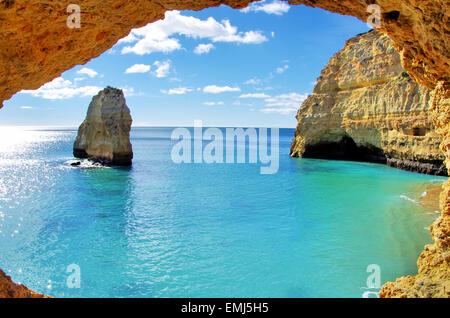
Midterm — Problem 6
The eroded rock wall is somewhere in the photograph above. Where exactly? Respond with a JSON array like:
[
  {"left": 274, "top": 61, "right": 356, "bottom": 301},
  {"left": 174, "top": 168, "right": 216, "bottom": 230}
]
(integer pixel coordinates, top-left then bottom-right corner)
[
  {"left": 290, "top": 30, "right": 446, "bottom": 176},
  {"left": 0, "top": 0, "right": 448, "bottom": 105}
]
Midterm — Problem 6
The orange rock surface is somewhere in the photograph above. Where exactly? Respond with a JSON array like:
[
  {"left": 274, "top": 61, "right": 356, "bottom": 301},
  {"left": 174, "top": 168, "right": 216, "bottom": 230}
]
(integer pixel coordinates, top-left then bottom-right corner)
[
  {"left": 0, "top": 269, "right": 48, "bottom": 298},
  {"left": 0, "top": 0, "right": 448, "bottom": 298}
]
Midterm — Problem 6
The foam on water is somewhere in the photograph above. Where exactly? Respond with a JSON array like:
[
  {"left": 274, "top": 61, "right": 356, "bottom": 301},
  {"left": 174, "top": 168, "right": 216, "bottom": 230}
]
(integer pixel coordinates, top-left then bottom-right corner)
[
  {"left": 399, "top": 194, "right": 419, "bottom": 204},
  {"left": 65, "top": 159, "right": 109, "bottom": 169}
]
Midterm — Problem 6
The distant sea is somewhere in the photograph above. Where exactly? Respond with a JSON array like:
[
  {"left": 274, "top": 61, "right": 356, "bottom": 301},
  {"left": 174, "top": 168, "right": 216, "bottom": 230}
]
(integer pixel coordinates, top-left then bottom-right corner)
[{"left": 0, "top": 127, "right": 445, "bottom": 297}]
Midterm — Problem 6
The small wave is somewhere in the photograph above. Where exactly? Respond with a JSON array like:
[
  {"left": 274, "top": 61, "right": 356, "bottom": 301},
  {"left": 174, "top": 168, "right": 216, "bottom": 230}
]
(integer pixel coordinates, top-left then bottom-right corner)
[
  {"left": 399, "top": 194, "right": 418, "bottom": 204},
  {"left": 65, "top": 159, "right": 108, "bottom": 169}
]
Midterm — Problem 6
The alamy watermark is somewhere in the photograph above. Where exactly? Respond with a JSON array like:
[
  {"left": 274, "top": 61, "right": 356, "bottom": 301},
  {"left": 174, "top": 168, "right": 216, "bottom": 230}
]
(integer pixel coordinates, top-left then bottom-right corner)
[
  {"left": 367, "top": 4, "right": 381, "bottom": 29},
  {"left": 67, "top": 4, "right": 81, "bottom": 29},
  {"left": 362, "top": 264, "right": 381, "bottom": 298},
  {"left": 66, "top": 263, "right": 81, "bottom": 289},
  {"left": 65, "top": 4, "right": 383, "bottom": 30},
  {"left": 171, "top": 121, "right": 279, "bottom": 174}
]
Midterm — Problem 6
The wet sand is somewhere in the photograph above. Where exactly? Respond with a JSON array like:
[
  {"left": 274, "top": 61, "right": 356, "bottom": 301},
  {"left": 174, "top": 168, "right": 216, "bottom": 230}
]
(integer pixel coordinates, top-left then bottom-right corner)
[{"left": 418, "top": 183, "right": 443, "bottom": 212}]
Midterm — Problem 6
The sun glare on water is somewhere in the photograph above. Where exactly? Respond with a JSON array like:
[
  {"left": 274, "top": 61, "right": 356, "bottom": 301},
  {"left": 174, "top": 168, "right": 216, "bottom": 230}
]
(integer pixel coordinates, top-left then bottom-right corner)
[{"left": 0, "top": 127, "right": 70, "bottom": 158}]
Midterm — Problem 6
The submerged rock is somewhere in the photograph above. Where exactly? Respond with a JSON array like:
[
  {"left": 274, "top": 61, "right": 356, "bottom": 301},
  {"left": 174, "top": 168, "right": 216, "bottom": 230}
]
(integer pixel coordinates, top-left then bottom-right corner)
[
  {"left": 290, "top": 30, "right": 446, "bottom": 176},
  {"left": 73, "top": 86, "right": 133, "bottom": 166}
]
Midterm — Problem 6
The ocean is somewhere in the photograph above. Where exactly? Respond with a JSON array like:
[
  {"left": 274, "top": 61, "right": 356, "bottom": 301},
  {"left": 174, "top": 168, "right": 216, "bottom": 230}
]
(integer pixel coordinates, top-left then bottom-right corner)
[{"left": 0, "top": 127, "right": 445, "bottom": 297}]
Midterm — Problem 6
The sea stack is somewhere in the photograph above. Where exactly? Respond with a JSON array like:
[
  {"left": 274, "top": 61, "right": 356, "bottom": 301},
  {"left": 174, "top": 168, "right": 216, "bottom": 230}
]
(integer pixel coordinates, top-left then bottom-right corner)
[
  {"left": 290, "top": 30, "right": 446, "bottom": 176},
  {"left": 73, "top": 86, "right": 133, "bottom": 166}
]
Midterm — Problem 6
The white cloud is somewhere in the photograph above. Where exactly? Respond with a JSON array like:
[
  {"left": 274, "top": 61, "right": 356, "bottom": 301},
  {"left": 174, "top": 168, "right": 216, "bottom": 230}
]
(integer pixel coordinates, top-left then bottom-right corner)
[
  {"left": 77, "top": 67, "right": 98, "bottom": 78},
  {"left": 276, "top": 64, "right": 289, "bottom": 74},
  {"left": 244, "top": 77, "right": 261, "bottom": 85},
  {"left": 203, "top": 101, "right": 224, "bottom": 106},
  {"left": 203, "top": 85, "right": 241, "bottom": 94},
  {"left": 20, "top": 106, "right": 33, "bottom": 109},
  {"left": 161, "top": 87, "right": 193, "bottom": 95},
  {"left": 20, "top": 77, "right": 102, "bottom": 100},
  {"left": 125, "top": 64, "right": 151, "bottom": 74},
  {"left": 153, "top": 60, "right": 171, "bottom": 78},
  {"left": 121, "top": 86, "right": 142, "bottom": 97},
  {"left": 264, "top": 92, "right": 308, "bottom": 107},
  {"left": 239, "top": 93, "right": 271, "bottom": 98},
  {"left": 194, "top": 43, "right": 215, "bottom": 55},
  {"left": 241, "top": 1, "right": 290, "bottom": 16},
  {"left": 122, "top": 38, "right": 181, "bottom": 55},
  {"left": 260, "top": 107, "right": 297, "bottom": 115},
  {"left": 120, "top": 11, "right": 267, "bottom": 55}
]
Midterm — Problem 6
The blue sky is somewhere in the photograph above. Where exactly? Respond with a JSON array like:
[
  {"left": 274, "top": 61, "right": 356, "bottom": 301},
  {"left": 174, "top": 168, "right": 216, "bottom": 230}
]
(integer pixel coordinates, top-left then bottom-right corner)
[{"left": 1, "top": 1, "right": 370, "bottom": 128}]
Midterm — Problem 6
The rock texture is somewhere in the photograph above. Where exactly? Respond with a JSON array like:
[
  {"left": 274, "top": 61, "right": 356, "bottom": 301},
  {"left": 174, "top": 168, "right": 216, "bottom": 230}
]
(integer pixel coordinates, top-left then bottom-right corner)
[
  {"left": 0, "top": 0, "right": 448, "bottom": 106},
  {"left": 0, "top": 269, "right": 49, "bottom": 298},
  {"left": 290, "top": 30, "right": 446, "bottom": 176},
  {"left": 0, "top": 0, "right": 448, "bottom": 298},
  {"left": 74, "top": 86, "right": 133, "bottom": 166},
  {"left": 380, "top": 83, "right": 450, "bottom": 298}
]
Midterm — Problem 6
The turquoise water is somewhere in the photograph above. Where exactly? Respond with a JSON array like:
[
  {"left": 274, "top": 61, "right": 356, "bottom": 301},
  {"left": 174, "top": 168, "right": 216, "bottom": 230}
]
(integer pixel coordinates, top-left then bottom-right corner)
[{"left": 0, "top": 127, "right": 445, "bottom": 298}]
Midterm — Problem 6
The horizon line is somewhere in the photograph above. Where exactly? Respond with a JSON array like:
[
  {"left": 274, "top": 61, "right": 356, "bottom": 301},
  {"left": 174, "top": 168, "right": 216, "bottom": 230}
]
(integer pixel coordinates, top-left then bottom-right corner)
[{"left": 0, "top": 124, "right": 297, "bottom": 129}]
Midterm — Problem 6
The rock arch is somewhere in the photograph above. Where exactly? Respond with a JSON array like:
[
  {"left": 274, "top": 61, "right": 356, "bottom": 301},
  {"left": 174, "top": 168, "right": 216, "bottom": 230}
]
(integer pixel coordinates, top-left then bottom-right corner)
[{"left": 0, "top": 0, "right": 448, "bottom": 298}]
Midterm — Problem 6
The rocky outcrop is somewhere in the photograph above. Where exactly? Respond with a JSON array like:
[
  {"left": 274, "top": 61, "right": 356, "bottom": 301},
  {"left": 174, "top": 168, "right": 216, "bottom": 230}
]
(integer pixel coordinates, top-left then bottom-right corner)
[
  {"left": 0, "top": 0, "right": 448, "bottom": 298},
  {"left": 0, "top": 269, "right": 49, "bottom": 298},
  {"left": 290, "top": 30, "right": 446, "bottom": 176},
  {"left": 74, "top": 86, "right": 133, "bottom": 166}
]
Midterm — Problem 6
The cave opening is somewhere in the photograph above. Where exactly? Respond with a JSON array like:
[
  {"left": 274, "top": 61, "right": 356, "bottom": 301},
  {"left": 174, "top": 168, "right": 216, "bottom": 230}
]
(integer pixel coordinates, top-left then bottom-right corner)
[
  {"left": 412, "top": 127, "right": 427, "bottom": 136},
  {"left": 302, "top": 135, "right": 387, "bottom": 164}
]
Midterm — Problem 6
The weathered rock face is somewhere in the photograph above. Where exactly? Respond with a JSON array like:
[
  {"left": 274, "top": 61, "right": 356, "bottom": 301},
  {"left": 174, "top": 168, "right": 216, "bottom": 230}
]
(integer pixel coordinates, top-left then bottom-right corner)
[
  {"left": 381, "top": 84, "right": 450, "bottom": 298},
  {"left": 290, "top": 30, "right": 446, "bottom": 176},
  {"left": 0, "top": 0, "right": 448, "bottom": 298},
  {"left": 74, "top": 86, "right": 133, "bottom": 166},
  {"left": 0, "top": 269, "right": 49, "bottom": 298},
  {"left": 0, "top": 0, "right": 448, "bottom": 105}
]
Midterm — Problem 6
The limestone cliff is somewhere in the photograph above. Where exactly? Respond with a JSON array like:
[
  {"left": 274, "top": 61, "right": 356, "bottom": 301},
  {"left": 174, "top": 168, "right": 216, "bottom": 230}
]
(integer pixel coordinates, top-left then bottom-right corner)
[
  {"left": 74, "top": 86, "right": 133, "bottom": 166},
  {"left": 290, "top": 30, "right": 446, "bottom": 176}
]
